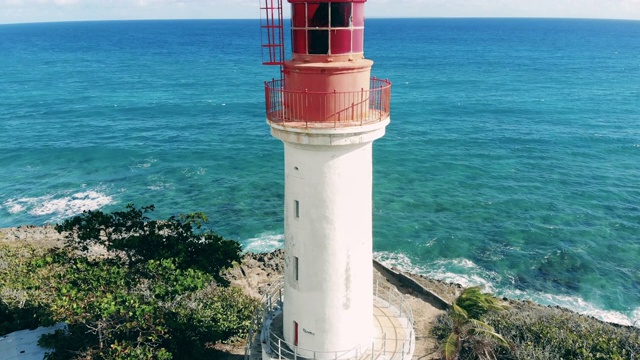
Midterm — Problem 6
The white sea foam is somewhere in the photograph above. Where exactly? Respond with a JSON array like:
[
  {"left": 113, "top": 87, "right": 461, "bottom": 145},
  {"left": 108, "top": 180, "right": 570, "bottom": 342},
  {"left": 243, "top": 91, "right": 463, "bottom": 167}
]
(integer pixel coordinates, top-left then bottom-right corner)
[
  {"left": 181, "top": 167, "right": 207, "bottom": 178},
  {"left": 129, "top": 157, "right": 157, "bottom": 170},
  {"left": 374, "top": 251, "right": 500, "bottom": 292},
  {"left": 373, "top": 251, "right": 640, "bottom": 327},
  {"left": 2, "top": 190, "right": 114, "bottom": 222},
  {"left": 147, "top": 182, "right": 174, "bottom": 191},
  {"left": 1, "top": 199, "right": 27, "bottom": 214},
  {"left": 2, "top": 197, "right": 43, "bottom": 214},
  {"left": 632, "top": 308, "right": 640, "bottom": 328},
  {"left": 30, "top": 191, "right": 113, "bottom": 217},
  {"left": 502, "top": 289, "right": 640, "bottom": 327},
  {"left": 242, "top": 232, "right": 284, "bottom": 253},
  {"left": 425, "top": 258, "right": 501, "bottom": 292},
  {"left": 374, "top": 251, "right": 422, "bottom": 273}
]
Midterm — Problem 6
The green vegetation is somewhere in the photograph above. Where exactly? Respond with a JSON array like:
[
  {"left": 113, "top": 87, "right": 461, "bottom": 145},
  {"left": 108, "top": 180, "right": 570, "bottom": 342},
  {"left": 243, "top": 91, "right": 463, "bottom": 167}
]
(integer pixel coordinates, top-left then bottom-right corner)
[
  {"left": 0, "top": 245, "right": 58, "bottom": 335},
  {"left": 434, "top": 288, "right": 640, "bottom": 360},
  {"left": 0, "top": 205, "right": 260, "bottom": 360},
  {"left": 485, "top": 305, "right": 640, "bottom": 360},
  {"left": 434, "top": 287, "right": 510, "bottom": 360}
]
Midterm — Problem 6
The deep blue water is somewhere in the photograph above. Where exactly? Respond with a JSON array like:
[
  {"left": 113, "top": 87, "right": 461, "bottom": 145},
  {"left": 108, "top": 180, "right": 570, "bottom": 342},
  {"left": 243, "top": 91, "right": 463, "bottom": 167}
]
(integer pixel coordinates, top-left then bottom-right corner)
[{"left": 1, "top": 18, "right": 639, "bottom": 326}]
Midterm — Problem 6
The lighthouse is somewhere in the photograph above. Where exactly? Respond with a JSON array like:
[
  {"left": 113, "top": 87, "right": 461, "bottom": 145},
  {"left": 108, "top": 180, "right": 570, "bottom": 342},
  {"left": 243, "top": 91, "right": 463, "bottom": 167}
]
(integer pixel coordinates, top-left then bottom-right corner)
[{"left": 250, "top": 1, "right": 413, "bottom": 359}]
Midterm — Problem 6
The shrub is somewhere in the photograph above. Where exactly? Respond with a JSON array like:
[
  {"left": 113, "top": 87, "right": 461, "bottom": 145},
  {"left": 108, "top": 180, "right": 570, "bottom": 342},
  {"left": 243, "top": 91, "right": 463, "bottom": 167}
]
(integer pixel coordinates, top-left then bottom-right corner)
[
  {"left": 485, "top": 305, "right": 640, "bottom": 360},
  {"left": 0, "top": 244, "right": 58, "bottom": 335},
  {"left": 433, "top": 288, "right": 640, "bottom": 360}
]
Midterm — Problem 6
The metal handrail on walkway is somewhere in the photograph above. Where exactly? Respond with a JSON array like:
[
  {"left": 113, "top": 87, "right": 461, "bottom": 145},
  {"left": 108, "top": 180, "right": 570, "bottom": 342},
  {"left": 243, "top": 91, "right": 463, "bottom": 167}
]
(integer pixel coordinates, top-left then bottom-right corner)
[
  {"left": 245, "top": 278, "right": 285, "bottom": 359},
  {"left": 266, "top": 332, "right": 364, "bottom": 360},
  {"left": 264, "top": 77, "right": 391, "bottom": 127},
  {"left": 374, "top": 277, "right": 415, "bottom": 329},
  {"left": 245, "top": 277, "right": 414, "bottom": 360}
]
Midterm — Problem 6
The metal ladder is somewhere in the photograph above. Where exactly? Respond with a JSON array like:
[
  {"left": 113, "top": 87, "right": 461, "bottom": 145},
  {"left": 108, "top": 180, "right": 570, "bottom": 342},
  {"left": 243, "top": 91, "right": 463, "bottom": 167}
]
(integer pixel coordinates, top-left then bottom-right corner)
[{"left": 260, "top": 0, "right": 285, "bottom": 67}]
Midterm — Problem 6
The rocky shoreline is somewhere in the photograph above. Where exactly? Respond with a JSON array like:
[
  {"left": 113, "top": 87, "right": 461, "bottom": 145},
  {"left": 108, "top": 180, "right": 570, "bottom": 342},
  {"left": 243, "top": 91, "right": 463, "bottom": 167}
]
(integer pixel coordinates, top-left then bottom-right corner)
[
  {"left": 0, "top": 224, "right": 65, "bottom": 246},
  {"left": 1, "top": 225, "right": 636, "bottom": 359},
  {"left": 0, "top": 224, "right": 464, "bottom": 302},
  {"left": 0, "top": 225, "right": 455, "bottom": 358}
]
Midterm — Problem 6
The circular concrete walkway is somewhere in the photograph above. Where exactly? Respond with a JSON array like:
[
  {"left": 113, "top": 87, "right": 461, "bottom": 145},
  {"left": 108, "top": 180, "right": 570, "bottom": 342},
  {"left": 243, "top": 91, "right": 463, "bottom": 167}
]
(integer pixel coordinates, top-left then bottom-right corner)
[{"left": 254, "top": 286, "right": 414, "bottom": 360}]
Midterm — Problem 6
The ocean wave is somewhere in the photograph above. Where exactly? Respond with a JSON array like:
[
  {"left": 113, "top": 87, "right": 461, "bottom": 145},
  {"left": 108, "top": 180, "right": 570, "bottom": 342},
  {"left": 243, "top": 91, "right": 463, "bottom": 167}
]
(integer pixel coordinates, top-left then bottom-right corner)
[
  {"left": 374, "top": 251, "right": 421, "bottom": 272},
  {"left": 633, "top": 308, "right": 640, "bottom": 328},
  {"left": 374, "top": 251, "right": 500, "bottom": 292},
  {"left": 2, "top": 199, "right": 27, "bottom": 214},
  {"left": 373, "top": 251, "right": 639, "bottom": 327},
  {"left": 181, "top": 167, "right": 207, "bottom": 178},
  {"left": 147, "top": 182, "right": 174, "bottom": 191},
  {"left": 502, "top": 289, "right": 640, "bottom": 327},
  {"left": 242, "top": 232, "right": 284, "bottom": 253},
  {"left": 129, "top": 157, "right": 158, "bottom": 170},
  {"left": 2, "top": 190, "right": 114, "bottom": 222}
]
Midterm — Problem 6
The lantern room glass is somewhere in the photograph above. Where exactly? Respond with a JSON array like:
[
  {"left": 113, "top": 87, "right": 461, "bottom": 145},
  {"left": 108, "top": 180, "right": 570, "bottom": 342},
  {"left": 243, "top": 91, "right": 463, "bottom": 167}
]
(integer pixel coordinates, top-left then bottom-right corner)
[
  {"left": 308, "top": 30, "right": 329, "bottom": 54},
  {"left": 291, "top": 2, "right": 365, "bottom": 56},
  {"left": 352, "top": 3, "right": 364, "bottom": 27},
  {"left": 330, "top": 3, "right": 351, "bottom": 27},
  {"left": 330, "top": 29, "right": 352, "bottom": 54}
]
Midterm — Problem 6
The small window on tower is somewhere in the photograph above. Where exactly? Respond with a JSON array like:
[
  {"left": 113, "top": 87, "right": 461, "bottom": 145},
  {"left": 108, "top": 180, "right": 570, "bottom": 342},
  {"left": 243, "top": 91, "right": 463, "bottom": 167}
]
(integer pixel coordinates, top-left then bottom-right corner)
[
  {"left": 294, "top": 256, "right": 299, "bottom": 281},
  {"left": 294, "top": 200, "right": 300, "bottom": 218}
]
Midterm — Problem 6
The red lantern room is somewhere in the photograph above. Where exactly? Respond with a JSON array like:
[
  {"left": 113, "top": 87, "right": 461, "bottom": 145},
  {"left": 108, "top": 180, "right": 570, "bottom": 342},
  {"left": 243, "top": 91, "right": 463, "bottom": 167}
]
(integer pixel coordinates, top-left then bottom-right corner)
[{"left": 261, "top": 0, "right": 391, "bottom": 126}]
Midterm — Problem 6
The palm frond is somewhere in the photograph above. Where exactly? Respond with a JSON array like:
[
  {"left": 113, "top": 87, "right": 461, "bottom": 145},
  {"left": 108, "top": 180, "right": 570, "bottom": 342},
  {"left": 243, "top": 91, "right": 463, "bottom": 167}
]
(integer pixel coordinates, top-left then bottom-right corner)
[
  {"left": 455, "top": 286, "right": 507, "bottom": 319},
  {"left": 468, "top": 318, "right": 495, "bottom": 331},
  {"left": 468, "top": 326, "right": 510, "bottom": 347},
  {"left": 451, "top": 302, "right": 469, "bottom": 318},
  {"left": 443, "top": 332, "right": 460, "bottom": 360}
]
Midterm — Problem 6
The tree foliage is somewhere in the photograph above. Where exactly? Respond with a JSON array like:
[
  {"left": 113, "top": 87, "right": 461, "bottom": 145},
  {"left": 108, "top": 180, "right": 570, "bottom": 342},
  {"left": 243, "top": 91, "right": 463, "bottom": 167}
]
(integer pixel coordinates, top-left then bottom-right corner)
[
  {"left": 0, "top": 205, "right": 260, "bottom": 360},
  {"left": 38, "top": 253, "right": 258, "bottom": 359},
  {"left": 54, "top": 204, "right": 241, "bottom": 284}
]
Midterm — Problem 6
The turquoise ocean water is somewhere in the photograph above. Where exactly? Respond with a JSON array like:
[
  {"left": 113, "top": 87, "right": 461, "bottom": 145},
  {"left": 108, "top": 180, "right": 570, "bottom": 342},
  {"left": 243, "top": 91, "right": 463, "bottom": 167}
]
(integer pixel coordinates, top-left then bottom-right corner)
[{"left": 1, "top": 18, "right": 639, "bottom": 326}]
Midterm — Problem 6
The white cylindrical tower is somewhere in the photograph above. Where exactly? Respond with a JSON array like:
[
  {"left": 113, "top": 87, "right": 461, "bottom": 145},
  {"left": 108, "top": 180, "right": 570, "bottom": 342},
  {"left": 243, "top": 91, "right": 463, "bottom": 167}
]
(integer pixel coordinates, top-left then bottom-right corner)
[
  {"left": 273, "top": 122, "right": 387, "bottom": 356},
  {"left": 261, "top": 0, "right": 391, "bottom": 357}
]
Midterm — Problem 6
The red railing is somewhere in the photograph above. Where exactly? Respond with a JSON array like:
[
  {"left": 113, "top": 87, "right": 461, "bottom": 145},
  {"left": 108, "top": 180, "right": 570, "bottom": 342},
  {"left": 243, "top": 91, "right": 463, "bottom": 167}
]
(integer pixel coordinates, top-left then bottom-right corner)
[{"left": 265, "top": 78, "right": 392, "bottom": 127}]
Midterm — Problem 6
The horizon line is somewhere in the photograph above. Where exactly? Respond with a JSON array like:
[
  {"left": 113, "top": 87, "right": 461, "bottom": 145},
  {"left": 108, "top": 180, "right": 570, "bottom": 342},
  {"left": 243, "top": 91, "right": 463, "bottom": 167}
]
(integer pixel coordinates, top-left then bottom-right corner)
[{"left": 2, "top": 15, "right": 640, "bottom": 26}]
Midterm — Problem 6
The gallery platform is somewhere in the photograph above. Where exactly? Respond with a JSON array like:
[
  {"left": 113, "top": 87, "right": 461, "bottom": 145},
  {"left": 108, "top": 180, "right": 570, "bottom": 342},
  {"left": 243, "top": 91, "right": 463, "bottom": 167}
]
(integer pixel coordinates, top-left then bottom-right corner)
[{"left": 245, "top": 278, "right": 415, "bottom": 360}]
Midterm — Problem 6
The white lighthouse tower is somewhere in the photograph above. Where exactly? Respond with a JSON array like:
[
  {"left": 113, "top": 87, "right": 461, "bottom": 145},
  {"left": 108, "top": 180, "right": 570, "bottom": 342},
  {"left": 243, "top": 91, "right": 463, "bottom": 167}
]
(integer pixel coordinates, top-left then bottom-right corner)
[{"left": 251, "top": 1, "right": 413, "bottom": 359}]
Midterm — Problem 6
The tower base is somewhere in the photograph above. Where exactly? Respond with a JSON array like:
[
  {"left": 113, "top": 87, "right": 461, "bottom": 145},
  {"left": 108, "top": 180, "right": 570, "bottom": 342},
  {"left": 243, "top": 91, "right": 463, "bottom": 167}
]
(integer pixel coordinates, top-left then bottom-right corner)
[{"left": 245, "top": 277, "right": 415, "bottom": 360}]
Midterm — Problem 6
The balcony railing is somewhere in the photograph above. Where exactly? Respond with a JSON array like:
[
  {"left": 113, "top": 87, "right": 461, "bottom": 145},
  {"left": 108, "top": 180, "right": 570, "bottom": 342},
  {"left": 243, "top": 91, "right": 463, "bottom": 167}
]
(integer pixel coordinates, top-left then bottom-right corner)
[
  {"left": 264, "top": 78, "right": 391, "bottom": 128},
  {"left": 244, "top": 277, "right": 414, "bottom": 360}
]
